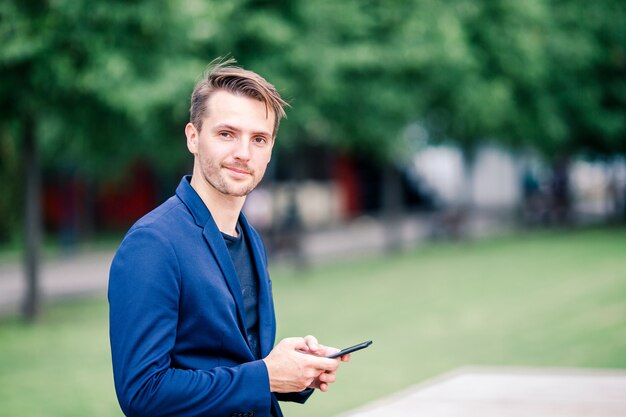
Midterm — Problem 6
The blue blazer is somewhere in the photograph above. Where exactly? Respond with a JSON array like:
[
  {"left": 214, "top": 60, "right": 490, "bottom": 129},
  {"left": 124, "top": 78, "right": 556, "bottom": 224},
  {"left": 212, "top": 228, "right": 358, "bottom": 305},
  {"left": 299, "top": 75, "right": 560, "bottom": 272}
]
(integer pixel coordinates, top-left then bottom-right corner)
[{"left": 109, "top": 177, "right": 312, "bottom": 417}]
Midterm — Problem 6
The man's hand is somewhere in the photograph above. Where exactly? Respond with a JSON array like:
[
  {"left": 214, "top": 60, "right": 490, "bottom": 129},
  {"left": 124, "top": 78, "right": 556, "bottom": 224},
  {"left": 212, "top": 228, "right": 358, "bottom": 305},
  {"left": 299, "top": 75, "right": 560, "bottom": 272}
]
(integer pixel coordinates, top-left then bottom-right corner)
[
  {"left": 301, "top": 335, "right": 350, "bottom": 392},
  {"left": 263, "top": 337, "right": 343, "bottom": 393}
]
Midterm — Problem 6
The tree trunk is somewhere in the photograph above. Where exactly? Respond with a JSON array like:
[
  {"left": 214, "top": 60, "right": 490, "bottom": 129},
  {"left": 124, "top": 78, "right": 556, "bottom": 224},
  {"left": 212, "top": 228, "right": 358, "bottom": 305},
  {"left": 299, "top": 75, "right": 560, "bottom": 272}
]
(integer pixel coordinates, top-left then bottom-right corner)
[
  {"left": 381, "top": 165, "right": 404, "bottom": 252},
  {"left": 622, "top": 178, "right": 626, "bottom": 222},
  {"left": 22, "top": 117, "right": 41, "bottom": 321},
  {"left": 548, "top": 156, "right": 571, "bottom": 227}
]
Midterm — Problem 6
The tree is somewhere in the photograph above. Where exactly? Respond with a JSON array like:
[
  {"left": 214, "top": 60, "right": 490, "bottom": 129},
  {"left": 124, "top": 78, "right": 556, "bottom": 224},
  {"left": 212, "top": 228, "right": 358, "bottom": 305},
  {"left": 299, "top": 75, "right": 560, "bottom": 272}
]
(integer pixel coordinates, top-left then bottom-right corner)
[
  {"left": 0, "top": 0, "right": 201, "bottom": 319},
  {"left": 3, "top": 0, "right": 623, "bottom": 318},
  {"left": 240, "top": 0, "right": 625, "bottom": 204}
]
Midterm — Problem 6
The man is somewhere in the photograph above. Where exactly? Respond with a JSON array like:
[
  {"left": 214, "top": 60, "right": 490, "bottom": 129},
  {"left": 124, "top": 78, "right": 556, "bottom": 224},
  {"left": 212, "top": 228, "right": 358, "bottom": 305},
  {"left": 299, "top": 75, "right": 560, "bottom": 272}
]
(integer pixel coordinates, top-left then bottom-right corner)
[{"left": 108, "top": 59, "right": 349, "bottom": 417}]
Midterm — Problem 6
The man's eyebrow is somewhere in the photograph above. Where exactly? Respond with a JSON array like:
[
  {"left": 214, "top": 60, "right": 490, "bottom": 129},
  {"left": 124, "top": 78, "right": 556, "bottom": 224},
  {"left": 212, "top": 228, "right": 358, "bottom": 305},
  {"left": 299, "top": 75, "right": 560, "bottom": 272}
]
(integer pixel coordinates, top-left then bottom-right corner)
[
  {"left": 213, "top": 123, "right": 241, "bottom": 133},
  {"left": 213, "top": 123, "right": 271, "bottom": 137}
]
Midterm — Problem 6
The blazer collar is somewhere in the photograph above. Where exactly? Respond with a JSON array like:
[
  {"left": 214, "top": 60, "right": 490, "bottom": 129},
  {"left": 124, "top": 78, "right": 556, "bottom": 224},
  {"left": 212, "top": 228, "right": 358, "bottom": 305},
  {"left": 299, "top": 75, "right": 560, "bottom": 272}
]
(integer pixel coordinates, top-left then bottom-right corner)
[{"left": 175, "top": 176, "right": 211, "bottom": 227}]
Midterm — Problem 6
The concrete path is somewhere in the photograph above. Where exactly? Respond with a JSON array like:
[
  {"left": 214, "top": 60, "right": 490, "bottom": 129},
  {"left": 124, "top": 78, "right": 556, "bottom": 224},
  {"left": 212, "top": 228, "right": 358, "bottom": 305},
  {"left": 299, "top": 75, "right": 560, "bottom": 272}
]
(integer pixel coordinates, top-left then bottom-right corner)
[
  {"left": 0, "top": 211, "right": 512, "bottom": 316},
  {"left": 337, "top": 367, "right": 626, "bottom": 417},
  {"left": 0, "top": 250, "right": 114, "bottom": 315}
]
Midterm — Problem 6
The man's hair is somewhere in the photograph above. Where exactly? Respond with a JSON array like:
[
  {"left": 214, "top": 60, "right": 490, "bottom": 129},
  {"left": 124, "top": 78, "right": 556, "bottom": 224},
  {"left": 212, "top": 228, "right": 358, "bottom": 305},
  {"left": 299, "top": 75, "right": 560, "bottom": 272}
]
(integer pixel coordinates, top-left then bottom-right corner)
[{"left": 190, "top": 58, "right": 289, "bottom": 137}]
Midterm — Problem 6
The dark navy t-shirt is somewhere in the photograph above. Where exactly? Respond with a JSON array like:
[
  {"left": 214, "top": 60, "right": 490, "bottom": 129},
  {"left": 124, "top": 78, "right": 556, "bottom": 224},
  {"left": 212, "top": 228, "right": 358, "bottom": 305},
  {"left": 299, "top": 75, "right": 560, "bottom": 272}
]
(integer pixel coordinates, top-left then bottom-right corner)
[{"left": 222, "top": 223, "right": 261, "bottom": 359}]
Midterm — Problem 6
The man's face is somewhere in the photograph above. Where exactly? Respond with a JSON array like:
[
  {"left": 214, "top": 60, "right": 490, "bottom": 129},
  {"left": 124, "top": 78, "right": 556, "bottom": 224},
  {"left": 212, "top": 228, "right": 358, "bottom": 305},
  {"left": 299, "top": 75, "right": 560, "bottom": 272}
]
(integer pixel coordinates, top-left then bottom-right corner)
[{"left": 186, "top": 90, "right": 275, "bottom": 199}]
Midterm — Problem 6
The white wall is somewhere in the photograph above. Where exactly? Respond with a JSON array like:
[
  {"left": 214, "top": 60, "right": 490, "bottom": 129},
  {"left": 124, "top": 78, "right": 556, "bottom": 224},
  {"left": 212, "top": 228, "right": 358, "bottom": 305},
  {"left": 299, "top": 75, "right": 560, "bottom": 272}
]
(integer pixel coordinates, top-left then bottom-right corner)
[{"left": 411, "top": 144, "right": 522, "bottom": 210}]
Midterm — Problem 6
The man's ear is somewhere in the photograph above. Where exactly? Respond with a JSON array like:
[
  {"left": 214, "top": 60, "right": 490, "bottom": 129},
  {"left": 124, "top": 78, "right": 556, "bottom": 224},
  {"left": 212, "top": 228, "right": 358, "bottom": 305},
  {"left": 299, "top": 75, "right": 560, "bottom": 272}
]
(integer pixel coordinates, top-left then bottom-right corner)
[{"left": 185, "top": 123, "right": 199, "bottom": 154}]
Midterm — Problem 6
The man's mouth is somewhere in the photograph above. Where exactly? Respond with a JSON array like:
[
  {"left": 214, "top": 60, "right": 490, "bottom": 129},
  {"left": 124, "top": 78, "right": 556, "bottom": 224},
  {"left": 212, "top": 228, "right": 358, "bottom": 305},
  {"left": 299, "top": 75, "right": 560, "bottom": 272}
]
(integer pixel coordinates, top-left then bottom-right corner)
[{"left": 224, "top": 165, "right": 252, "bottom": 176}]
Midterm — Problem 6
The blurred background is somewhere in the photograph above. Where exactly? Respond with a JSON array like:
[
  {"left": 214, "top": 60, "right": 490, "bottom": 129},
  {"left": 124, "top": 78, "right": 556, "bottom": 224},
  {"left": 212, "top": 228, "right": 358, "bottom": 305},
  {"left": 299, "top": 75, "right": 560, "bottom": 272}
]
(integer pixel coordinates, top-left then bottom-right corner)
[{"left": 0, "top": 0, "right": 625, "bottom": 416}]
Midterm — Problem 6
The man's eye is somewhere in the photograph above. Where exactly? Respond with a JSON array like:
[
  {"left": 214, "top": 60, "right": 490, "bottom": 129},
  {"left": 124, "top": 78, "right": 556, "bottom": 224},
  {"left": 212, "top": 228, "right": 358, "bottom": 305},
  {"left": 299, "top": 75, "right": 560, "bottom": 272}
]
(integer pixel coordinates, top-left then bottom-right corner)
[
  {"left": 253, "top": 137, "right": 268, "bottom": 144},
  {"left": 219, "top": 131, "right": 233, "bottom": 139}
]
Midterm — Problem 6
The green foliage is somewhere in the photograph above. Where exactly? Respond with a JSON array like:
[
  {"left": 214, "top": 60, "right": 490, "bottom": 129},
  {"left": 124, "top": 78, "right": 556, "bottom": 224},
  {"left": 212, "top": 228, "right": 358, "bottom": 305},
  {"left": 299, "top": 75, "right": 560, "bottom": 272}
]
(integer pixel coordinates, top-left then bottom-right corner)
[
  {"left": 0, "top": 0, "right": 624, "bottom": 239},
  {"left": 548, "top": 0, "right": 626, "bottom": 156},
  {"left": 0, "top": 0, "right": 205, "bottom": 239},
  {"left": 211, "top": 0, "right": 625, "bottom": 161},
  {"left": 0, "top": 0, "right": 199, "bottom": 178},
  {"left": 1, "top": 0, "right": 623, "bottom": 170}
]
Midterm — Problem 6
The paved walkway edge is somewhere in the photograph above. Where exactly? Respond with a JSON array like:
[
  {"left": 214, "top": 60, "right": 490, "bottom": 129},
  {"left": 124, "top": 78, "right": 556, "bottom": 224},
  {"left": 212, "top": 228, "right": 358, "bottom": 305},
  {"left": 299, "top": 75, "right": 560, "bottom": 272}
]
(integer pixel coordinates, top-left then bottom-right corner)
[{"left": 335, "top": 366, "right": 626, "bottom": 417}]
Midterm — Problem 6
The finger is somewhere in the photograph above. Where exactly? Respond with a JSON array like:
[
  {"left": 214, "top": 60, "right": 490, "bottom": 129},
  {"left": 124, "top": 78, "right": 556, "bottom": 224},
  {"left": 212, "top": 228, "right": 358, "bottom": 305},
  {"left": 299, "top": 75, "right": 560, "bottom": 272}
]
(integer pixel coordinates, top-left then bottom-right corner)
[
  {"left": 341, "top": 353, "right": 351, "bottom": 362},
  {"left": 324, "top": 346, "right": 341, "bottom": 357},
  {"left": 304, "top": 335, "right": 319, "bottom": 348},
  {"left": 283, "top": 337, "right": 308, "bottom": 351},
  {"left": 308, "top": 380, "right": 321, "bottom": 390},
  {"left": 310, "top": 356, "right": 341, "bottom": 372},
  {"left": 304, "top": 335, "right": 323, "bottom": 354},
  {"left": 319, "top": 372, "right": 337, "bottom": 384}
]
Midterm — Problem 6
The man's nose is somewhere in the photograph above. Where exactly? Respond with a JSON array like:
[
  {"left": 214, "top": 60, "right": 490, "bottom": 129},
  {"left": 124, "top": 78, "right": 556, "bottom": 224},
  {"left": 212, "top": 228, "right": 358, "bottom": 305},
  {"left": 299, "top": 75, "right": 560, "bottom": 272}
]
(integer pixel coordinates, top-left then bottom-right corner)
[{"left": 233, "top": 138, "right": 252, "bottom": 160}]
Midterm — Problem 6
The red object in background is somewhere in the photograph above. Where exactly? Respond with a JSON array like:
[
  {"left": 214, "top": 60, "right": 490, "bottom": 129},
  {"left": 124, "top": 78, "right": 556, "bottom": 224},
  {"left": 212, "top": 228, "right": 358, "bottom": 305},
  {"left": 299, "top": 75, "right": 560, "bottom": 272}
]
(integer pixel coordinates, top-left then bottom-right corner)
[
  {"left": 43, "top": 174, "right": 85, "bottom": 233},
  {"left": 333, "top": 154, "right": 361, "bottom": 219},
  {"left": 42, "top": 161, "right": 159, "bottom": 234},
  {"left": 97, "top": 162, "right": 158, "bottom": 229}
]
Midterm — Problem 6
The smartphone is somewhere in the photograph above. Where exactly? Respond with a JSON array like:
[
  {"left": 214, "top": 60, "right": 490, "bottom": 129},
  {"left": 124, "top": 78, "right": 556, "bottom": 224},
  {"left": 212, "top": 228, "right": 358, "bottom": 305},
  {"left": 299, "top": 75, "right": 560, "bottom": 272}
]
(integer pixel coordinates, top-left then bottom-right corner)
[{"left": 326, "top": 340, "right": 372, "bottom": 359}]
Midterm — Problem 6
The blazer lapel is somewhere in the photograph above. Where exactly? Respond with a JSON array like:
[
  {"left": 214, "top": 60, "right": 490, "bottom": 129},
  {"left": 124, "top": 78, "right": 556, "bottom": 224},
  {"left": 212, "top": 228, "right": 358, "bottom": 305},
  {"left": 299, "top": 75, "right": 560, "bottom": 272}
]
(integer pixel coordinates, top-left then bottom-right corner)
[
  {"left": 202, "top": 220, "right": 248, "bottom": 340},
  {"left": 175, "top": 177, "right": 248, "bottom": 340},
  {"left": 239, "top": 214, "right": 276, "bottom": 358}
]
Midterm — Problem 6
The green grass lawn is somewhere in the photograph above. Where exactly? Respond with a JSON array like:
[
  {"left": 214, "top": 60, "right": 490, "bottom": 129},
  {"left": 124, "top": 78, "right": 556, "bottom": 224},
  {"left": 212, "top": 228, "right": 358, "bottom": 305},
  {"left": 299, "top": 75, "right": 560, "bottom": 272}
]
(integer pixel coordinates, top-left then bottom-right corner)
[{"left": 1, "top": 228, "right": 625, "bottom": 417}]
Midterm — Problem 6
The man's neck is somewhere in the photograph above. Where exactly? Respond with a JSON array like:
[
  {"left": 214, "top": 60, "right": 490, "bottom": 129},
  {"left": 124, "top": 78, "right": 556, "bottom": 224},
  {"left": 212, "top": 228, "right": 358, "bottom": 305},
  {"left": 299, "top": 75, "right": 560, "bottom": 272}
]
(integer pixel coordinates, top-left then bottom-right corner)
[{"left": 189, "top": 175, "right": 245, "bottom": 237}]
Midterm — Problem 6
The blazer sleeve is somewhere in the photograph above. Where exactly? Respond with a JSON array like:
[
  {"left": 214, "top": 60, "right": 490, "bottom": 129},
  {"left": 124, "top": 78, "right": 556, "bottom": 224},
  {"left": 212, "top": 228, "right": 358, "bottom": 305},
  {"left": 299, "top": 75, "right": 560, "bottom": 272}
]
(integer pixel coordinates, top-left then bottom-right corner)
[
  {"left": 276, "top": 389, "right": 314, "bottom": 404},
  {"left": 108, "top": 226, "right": 272, "bottom": 417}
]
